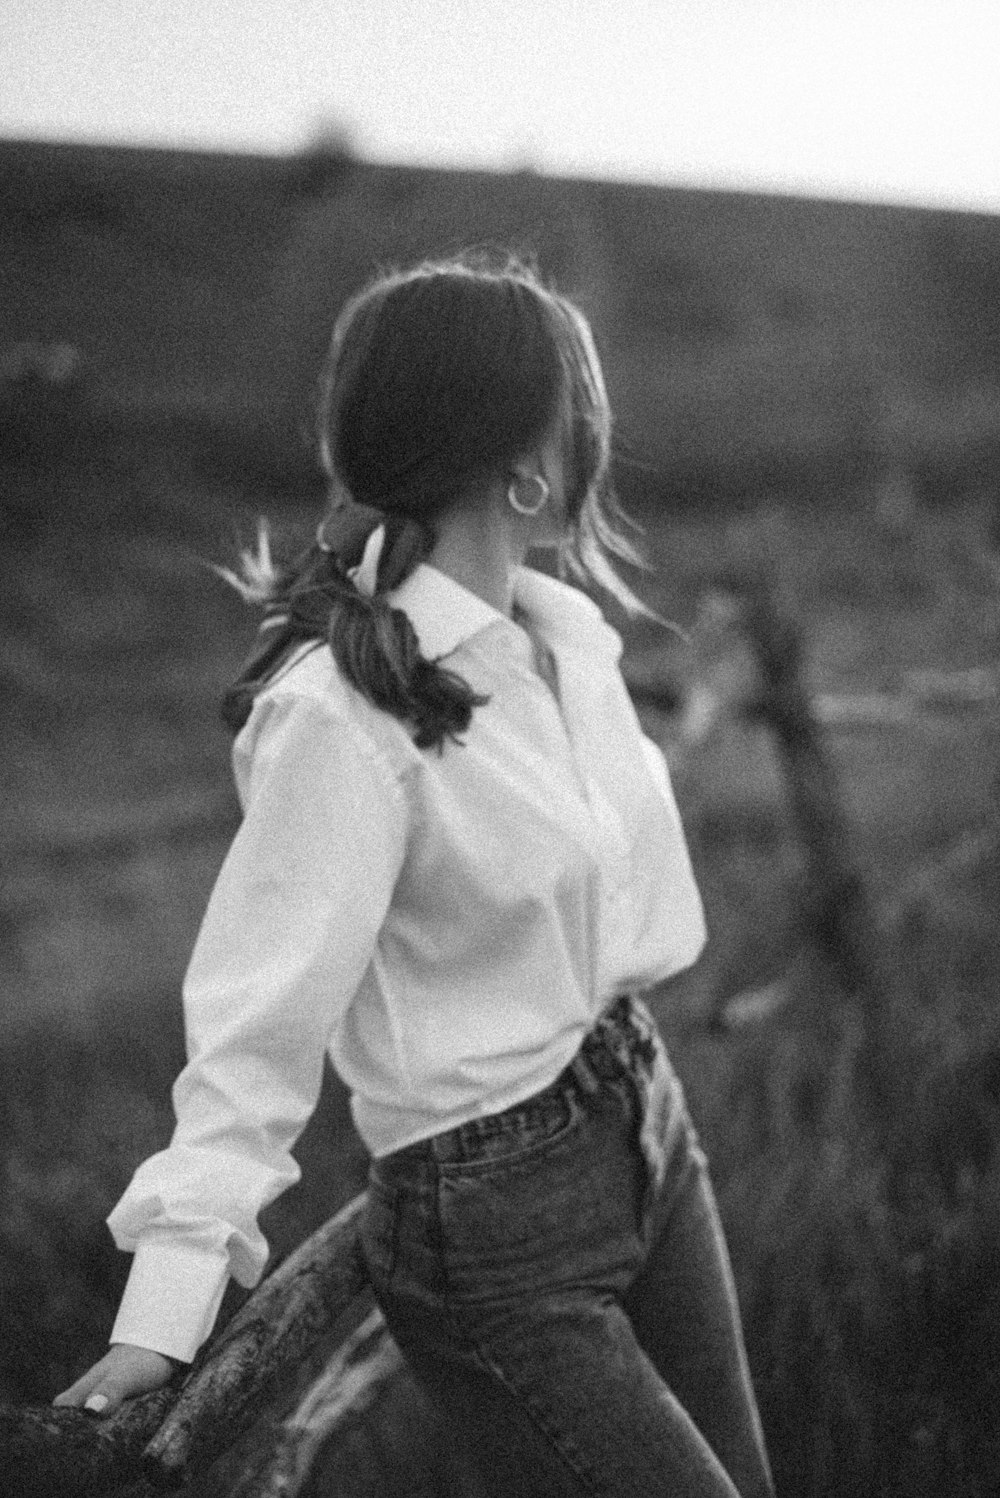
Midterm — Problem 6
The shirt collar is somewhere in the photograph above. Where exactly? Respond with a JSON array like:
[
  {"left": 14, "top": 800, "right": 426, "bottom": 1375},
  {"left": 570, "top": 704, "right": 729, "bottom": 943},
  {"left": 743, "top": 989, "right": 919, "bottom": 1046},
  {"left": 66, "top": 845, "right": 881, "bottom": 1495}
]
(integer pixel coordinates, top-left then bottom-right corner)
[{"left": 388, "top": 562, "right": 619, "bottom": 663}]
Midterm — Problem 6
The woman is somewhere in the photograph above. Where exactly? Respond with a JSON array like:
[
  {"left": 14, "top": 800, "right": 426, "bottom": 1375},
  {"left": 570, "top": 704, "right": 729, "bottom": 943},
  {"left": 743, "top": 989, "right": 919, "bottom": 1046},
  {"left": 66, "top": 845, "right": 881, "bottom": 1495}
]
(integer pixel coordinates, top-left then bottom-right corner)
[{"left": 55, "top": 254, "right": 774, "bottom": 1497}]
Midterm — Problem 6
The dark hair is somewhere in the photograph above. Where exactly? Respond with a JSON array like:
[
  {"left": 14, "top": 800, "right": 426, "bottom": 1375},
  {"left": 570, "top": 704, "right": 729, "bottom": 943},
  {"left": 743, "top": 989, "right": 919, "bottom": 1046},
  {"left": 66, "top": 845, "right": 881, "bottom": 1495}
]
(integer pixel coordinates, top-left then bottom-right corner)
[{"left": 221, "top": 252, "right": 646, "bottom": 749}]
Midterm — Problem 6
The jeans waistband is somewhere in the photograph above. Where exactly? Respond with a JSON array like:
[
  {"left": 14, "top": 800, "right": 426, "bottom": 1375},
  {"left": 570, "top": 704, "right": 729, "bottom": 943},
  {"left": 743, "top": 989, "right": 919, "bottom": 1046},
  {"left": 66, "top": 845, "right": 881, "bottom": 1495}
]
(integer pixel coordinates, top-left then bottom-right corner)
[{"left": 385, "top": 993, "right": 658, "bottom": 1169}]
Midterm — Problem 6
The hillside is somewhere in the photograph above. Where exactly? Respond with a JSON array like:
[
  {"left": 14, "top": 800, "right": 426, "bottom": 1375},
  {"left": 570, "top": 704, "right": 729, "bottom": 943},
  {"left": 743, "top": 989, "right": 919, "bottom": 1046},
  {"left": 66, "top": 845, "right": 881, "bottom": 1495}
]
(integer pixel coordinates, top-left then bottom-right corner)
[
  {"left": 4, "top": 138, "right": 1000, "bottom": 501},
  {"left": 4, "top": 141, "right": 1000, "bottom": 1492}
]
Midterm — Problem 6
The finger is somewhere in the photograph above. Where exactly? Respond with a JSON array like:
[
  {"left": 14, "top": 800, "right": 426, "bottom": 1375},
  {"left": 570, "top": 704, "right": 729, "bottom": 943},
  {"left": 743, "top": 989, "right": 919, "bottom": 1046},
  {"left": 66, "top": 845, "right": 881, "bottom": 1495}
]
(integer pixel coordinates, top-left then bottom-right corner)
[
  {"left": 53, "top": 1378, "right": 99, "bottom": 1408},
  {"left": 53, "top": 1349, "right": 177, "bottom": 1411},
  {"left": 81, "top": 1380, "right": 131, "bottom": 1416},
  {"left": 52, "top": 1386, "right": 114, "bottom": 1414},
  {"left": 53, "top": 1369, "right": 118, "bottom": 1414}
]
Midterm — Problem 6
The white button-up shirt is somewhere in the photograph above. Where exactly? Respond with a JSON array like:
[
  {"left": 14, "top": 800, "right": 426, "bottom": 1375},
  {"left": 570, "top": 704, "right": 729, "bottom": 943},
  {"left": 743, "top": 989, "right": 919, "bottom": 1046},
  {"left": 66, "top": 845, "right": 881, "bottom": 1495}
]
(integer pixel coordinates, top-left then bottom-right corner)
[{"left": 107, "top": 563, "right": 706, "bottom": 1361}]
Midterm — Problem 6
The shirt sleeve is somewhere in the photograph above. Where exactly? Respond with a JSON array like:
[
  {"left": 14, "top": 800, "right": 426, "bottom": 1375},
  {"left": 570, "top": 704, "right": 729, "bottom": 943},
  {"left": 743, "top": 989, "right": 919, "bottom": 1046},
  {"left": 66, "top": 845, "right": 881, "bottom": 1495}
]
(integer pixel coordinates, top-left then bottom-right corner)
[
  {"left": 107, "top": 687, "right": 407, "bottom": 1362},
  {"left": 638, "top": 733, "right": 672, "bottom": 801},
  {"left": 634, "top": 733, "right": 708, "bottom": 977}
]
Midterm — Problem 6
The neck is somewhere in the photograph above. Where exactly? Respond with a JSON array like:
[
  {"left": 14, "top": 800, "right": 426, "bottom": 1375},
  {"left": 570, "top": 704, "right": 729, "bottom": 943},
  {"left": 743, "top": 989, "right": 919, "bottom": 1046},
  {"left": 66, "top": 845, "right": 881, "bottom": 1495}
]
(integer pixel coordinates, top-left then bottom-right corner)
[{"left": 426, "top": 499, "right": 528, "bottom": 615}]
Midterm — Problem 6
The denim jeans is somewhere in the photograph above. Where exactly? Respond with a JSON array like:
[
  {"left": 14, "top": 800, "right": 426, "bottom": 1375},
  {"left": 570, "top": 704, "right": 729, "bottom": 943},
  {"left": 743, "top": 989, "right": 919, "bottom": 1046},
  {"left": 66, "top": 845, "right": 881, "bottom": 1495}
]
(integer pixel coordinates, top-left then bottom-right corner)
[{"left": 360, "top": 994, "right": 775, "bottom": 1497}]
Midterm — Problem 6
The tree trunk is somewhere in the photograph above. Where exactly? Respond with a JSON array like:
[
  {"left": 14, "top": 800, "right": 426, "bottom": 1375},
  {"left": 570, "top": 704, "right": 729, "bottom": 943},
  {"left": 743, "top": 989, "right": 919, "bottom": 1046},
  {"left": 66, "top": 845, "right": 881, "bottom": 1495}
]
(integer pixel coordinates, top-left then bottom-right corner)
[{"left": 732, "top": 577, "right": 907, "bottom": 1110}]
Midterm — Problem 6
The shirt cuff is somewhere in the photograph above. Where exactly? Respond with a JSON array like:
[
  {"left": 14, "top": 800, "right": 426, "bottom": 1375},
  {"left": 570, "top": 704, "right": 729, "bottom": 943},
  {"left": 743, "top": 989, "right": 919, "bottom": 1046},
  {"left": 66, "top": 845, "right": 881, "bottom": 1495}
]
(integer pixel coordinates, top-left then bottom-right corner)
[{"left": 109, "top": 1240, "right": 230, "bottom": 1364}]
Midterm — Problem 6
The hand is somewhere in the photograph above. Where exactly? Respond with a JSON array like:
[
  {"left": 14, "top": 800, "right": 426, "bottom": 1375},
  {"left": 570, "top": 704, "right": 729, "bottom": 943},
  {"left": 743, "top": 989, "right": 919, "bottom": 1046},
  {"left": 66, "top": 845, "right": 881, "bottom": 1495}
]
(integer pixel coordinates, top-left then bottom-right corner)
[{"left": 53, "top": 1342, "right": 180, "bottom": 1417}]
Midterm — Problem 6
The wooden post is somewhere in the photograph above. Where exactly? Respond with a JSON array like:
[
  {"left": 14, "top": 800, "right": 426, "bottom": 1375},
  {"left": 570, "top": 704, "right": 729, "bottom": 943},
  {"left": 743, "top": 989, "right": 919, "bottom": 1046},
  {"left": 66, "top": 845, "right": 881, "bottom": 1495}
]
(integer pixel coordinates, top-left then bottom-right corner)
[
  {"left": 0, "top": 1387, "right": 174, "bottom": 1498},
  {"left": 0, "top": 1191, "right": 407, "bottom": 1496},
  {"left": 229, "top": 1309, "right": 404, "bottom": 1498},
  {"left": 736, "top": 582, "right": 894, "bottom": 1003},
  {"left": 145, "top": 1191, "right": 371, "bottom": 1482},
  {"left": 711, "top": 574, "right": 907, "bottom": 1112}
]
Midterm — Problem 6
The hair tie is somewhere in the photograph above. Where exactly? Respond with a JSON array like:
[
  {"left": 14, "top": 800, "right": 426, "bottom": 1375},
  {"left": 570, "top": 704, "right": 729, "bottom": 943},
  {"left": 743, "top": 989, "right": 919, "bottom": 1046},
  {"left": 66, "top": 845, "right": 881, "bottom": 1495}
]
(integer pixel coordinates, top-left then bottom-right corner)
[
  {"left": 317, "top": 502, "right": 433, "bottom": 599},
  {"left": 350, "top": 524, "right": 385, "bottom": 598},
  {"left": 315, "top": 500, "right": 385, "bottom": 570}
]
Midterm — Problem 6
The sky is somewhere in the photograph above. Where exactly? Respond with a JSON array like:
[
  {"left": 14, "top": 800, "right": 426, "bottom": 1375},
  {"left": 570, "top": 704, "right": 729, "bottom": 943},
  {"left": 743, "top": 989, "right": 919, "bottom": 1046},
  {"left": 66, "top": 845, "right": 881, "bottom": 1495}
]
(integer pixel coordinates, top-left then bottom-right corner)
[{"left": 3, "top": 0, "right": 1000, "bottom": 214}]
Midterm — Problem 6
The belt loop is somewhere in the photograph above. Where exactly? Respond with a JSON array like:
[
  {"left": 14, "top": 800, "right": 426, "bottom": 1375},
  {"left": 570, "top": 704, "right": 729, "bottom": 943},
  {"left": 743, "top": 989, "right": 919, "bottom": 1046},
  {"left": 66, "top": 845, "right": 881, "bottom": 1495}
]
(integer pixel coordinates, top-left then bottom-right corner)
[{"left": 569, "top": 1049, "right": 602, "bottom": 1095}]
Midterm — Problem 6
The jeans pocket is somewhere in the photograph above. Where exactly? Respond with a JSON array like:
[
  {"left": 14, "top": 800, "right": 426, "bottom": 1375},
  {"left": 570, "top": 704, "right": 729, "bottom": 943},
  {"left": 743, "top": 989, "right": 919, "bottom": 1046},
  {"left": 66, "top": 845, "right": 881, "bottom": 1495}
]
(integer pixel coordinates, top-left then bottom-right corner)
[
  {"left": 435, "top": 1086, "right": 583, "bottom": 1179},
  {"left": 435, "top": 1106, "right": 627, "bottom": 1305}
]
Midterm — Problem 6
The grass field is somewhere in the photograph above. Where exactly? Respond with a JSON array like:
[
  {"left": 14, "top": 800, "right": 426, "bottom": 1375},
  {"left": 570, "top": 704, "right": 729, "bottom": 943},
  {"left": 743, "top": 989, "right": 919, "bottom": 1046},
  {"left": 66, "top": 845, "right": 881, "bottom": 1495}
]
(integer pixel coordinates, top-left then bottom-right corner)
[{"left": 2, "top": 403, "right": 1000, "bottom": 1495}]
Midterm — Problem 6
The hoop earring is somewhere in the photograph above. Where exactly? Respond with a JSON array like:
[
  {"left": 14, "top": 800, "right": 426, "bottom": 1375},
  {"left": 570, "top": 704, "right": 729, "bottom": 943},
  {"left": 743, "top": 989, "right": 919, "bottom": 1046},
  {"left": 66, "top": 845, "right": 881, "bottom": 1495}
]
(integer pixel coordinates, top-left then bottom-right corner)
[{"left": 507, "top": 475, "right": 550, "bottom": 518}]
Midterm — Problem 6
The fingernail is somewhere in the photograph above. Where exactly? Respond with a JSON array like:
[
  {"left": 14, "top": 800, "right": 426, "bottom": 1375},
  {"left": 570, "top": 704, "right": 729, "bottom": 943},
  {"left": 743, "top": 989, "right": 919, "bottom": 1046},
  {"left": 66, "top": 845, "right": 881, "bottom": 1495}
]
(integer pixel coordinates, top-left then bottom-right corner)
[{"left": 84, "top": 1394, "right": 109, "bottom": 1414}]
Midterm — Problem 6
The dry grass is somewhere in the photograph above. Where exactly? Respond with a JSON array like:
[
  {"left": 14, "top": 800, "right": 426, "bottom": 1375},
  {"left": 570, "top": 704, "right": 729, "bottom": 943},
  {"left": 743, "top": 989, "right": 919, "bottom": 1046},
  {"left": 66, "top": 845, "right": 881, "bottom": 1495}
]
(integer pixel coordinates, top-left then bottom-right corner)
[{"left": 3, "top": 411, "right": 1000, "bottom": 1494}]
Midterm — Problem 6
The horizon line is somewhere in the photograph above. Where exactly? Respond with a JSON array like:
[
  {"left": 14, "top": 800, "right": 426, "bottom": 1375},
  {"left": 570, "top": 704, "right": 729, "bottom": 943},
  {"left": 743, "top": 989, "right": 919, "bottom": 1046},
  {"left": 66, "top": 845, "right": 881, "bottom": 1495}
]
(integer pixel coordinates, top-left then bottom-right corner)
[{"left": 3, "top": 128, "right": 999, "bottom": 222}]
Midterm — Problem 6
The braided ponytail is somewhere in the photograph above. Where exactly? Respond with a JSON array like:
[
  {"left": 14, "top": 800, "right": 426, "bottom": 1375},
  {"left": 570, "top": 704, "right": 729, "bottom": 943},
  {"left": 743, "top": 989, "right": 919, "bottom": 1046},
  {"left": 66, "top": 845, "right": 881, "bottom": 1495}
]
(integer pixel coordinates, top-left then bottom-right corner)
[
  {"left": 327, "top": 512, "right": 489, "bottom": 749},
  {"left": 221, "top": 509, "right": 488, "bottom": 749}
]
